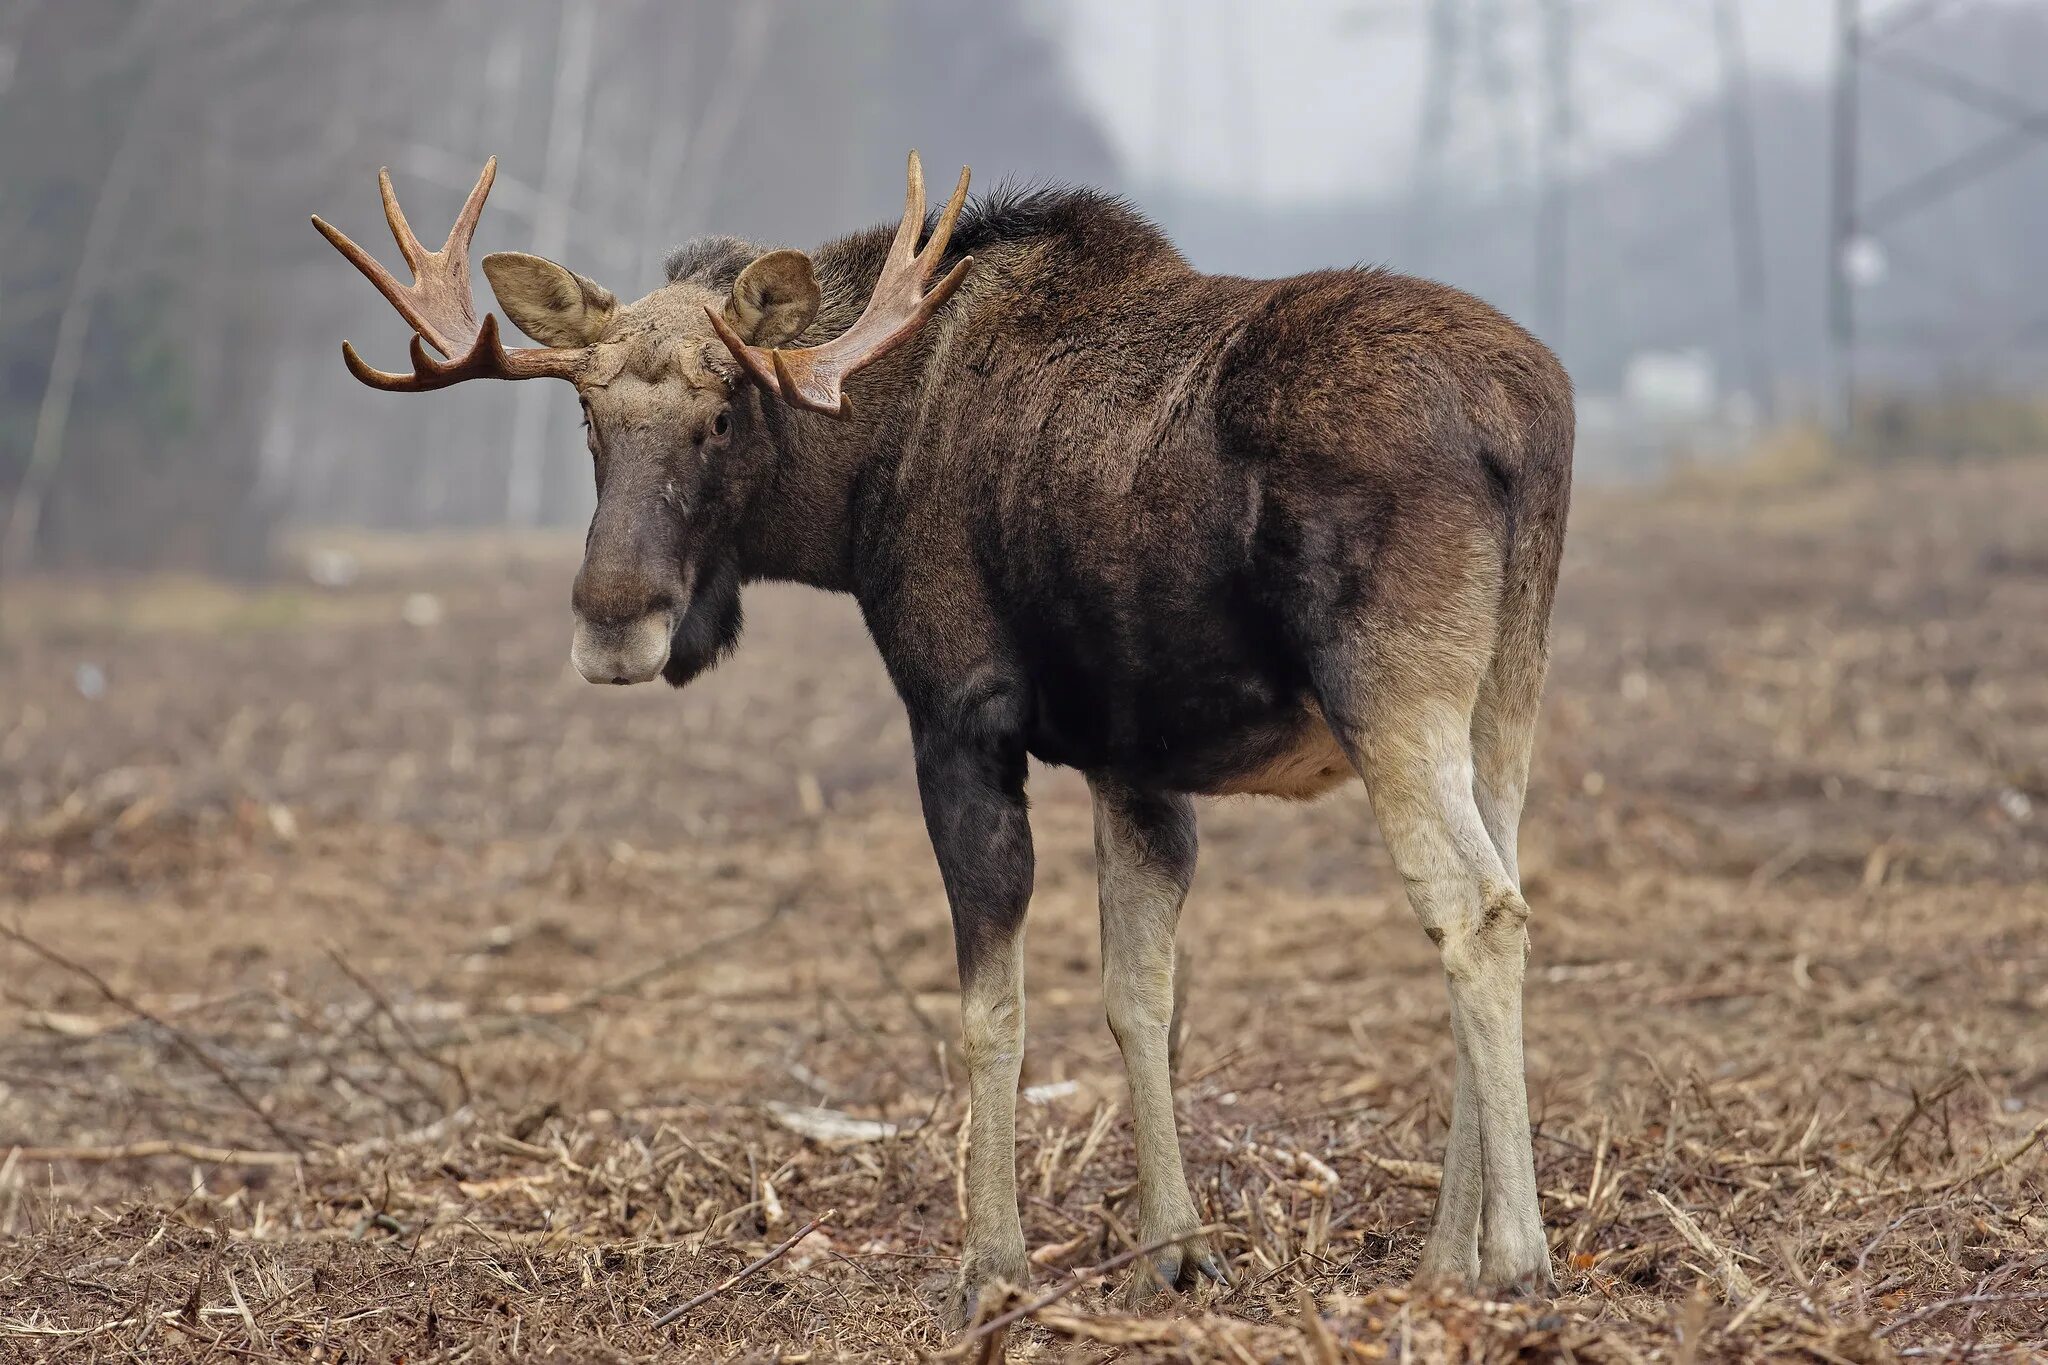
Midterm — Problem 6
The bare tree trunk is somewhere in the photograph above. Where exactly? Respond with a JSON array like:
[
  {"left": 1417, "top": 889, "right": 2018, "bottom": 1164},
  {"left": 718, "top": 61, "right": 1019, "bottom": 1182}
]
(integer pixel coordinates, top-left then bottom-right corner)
[
  {"left": 0, "top": 0, "right": 49, "bottom": 101},
  {"left": 669, "top": 1, "right": 777, "bottom": 241},
  {"left": 505, "top": 0, "right": 596, "bottom": 527},
  {"left": 0, "top": 76, "right": 154, "bottom": 576}
]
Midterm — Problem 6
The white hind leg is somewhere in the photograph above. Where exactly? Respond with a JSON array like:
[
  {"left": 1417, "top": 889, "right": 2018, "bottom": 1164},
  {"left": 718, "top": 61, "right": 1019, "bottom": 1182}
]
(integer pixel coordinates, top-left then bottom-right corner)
[
  {"left": 1322, "top": 672, "right": 1553, "bottom": 1294},
  {"left": 1470, "top": 663, "right": 1540, "bottom": 889},
  {"left": 1375, "top": 698, "right": 1549, "bottom": 1290}
]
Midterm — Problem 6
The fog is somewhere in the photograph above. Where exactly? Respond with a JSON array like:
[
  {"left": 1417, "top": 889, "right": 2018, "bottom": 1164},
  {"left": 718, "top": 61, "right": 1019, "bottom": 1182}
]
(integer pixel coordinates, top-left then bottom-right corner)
[{"left": 3, "top": 0, "right": 2046, "bottom": 572}]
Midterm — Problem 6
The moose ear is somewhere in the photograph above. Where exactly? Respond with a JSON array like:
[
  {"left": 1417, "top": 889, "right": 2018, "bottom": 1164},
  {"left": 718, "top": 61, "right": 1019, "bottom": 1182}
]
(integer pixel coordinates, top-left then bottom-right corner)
[
  {"left": 726, "top": 249, "right": 822, "bottom": 348},
  {"left": 481, "top": 252, "right": 617, "bottom": 348}
]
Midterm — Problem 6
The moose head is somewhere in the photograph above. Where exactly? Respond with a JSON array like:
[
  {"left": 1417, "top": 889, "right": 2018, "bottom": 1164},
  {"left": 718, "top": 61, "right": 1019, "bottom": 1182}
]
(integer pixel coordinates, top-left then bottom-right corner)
[{"left": 312, "top": 155, "right": 971, "bottom": 686}]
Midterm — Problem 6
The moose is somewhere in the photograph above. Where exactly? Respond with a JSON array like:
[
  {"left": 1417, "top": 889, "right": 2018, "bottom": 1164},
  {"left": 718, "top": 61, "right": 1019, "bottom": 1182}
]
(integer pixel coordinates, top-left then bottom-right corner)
[{"left": 314, "top": 152, "right": 1572, "bottom": 1324}]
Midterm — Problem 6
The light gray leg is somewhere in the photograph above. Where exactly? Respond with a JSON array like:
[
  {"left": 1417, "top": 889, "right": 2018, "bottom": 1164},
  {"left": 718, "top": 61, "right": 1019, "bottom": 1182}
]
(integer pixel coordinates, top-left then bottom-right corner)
[
  {"left": 1421, "top": 671, "right": 1537, "bottom": 1280},
  {"left": 1415, "top": 1000, "right": 1484, "bottom": 1283},
  {"left": 951, "top": 932, "right": 1030, "bottom": 1323},
  {"left": 1357, "top": 697, "right": 1552, "bottom": 1293},
  {"left": 1089, "top": 776, "right": 1226, "bottom": 1299}
]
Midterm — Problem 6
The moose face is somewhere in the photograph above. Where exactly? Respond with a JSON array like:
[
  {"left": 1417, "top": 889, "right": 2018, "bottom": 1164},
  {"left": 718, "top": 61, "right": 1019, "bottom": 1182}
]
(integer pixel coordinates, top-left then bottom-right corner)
[
  {"left": 481, "top": 252, "right": 823, "bottom": 685},
  {"left": 314, "top": 152, "right": 972, "bottom": 688}
]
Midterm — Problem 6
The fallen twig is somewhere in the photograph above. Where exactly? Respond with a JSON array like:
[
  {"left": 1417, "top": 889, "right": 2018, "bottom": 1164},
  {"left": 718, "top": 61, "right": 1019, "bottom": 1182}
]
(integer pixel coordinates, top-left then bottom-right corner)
[
  {"left": 1356, "top": 1149, "right": 1443, "bottom": 1189},
  {"left": 7, "top": 1107, "right": 473, "bottom": 1170},
  {"left": 647, "top": 1208, "right": 834, "bottom": 1329},
  {"left": 1854, "top": 1117, "right": 2048, "bottom": 1203},
  {"left": 1297, "top": 1284, "right": 1342, "bottom": 1365},
  {"left": 419, "top": 899, "right": 791, "bottom": 1050},
  {"left": 944, "top": 1224, "right": 1229, "bottom": 1354},
  {"left": 2, "top": 1140, "right": 299, "bottom": 1167},
  {"left": 325, "top": 944, "right": 472, "bottom": 1107},
  {"left": 1873, "top": 1069, "right": 1967, "bottom": 1170},
  {"left": 1654, "top": 1191, "right": 1758, "bottom": 1301},
  {"left": 1, "top": 920, "right": 304, "bottom": 1153}
]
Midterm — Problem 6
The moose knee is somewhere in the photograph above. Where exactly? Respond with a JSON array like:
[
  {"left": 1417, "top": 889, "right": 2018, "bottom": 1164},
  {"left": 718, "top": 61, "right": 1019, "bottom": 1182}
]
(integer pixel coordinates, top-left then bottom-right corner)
[
  {"left": 961, "top": 988, "right": 1024, "bottom": 1068},
  {"left": 1104, "top": 973, "right": 1175, "bottom": 1049},
  {"left": 1426, "top": 886, "right": 1530, "bottom": 981}
]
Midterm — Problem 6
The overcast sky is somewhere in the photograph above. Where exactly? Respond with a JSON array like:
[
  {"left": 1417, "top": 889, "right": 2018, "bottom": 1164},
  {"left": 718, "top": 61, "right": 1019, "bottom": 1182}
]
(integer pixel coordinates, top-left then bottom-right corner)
[{"left": 1051, "top": 0, "right": 1843, "bottom": 204}]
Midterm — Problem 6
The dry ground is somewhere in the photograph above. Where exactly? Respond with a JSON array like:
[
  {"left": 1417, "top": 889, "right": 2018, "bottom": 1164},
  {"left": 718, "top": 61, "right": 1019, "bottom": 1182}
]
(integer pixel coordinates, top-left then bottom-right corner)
[{"left": 0, "top": 462, "right": 2044, "bottom": 1362}]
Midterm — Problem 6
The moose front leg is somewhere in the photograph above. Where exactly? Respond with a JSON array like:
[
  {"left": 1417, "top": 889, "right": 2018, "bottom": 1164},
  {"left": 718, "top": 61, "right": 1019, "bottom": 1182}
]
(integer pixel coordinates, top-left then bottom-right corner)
[{"left": 912, "top": 707, "right": 1036, "bottom": 1329}]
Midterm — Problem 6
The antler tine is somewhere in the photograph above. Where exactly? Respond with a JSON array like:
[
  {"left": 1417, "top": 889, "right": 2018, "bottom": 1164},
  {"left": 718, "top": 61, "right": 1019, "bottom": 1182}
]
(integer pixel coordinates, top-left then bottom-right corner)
[
  {"left": 889, "top": 151, "right": 928, "bottom": 264},
  {"left": 707, "top": 153, "right": 975, "bottom": 419},
  {"left": 311, "top": 211, "right": 417, "bottom": 338},
  {"left": 920, "top": 164, "right": 972, "bottom": 272},
  {"left": 317, "top": 159, "right": 585, "bottom": 392},
  {"left": 446, "top": 156, "right": 497, "bottom": 261},
  {"left": 341, "top": 333, "right": 452, "bottom": 393},
  {"left": 340, "top": 313, "right": 581, "bottom": 393},
  {"left": 377, "top": 167, "right": 425, "bottom": 273}
]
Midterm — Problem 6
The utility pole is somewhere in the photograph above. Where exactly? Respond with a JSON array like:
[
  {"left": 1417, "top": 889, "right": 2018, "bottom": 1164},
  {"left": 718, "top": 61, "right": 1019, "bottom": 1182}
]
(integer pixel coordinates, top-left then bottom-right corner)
[
  {"left": 1150, "top": 0, "right": 1183, "bottom": 215},
  {"left": 1534, "top": 0, "right": 1572, "bottom": 348},
  {"left": 1714, "top": 0, "right": 1774, "bottom": 422},
  {"left": 1827, "top": 0, "right": 1860, "bottom": 441},
  {"left": 1408, "top": 0, "right": 1462, "bottom": 270}
]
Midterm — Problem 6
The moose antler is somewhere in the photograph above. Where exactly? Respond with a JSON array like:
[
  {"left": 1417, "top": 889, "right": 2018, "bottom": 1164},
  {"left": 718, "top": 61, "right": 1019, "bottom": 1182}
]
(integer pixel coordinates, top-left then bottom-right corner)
[
  {"left": 312, "top": 158, "right": 587, "bottom": 391},
  {"left": 708, "top": 152, "right": 973, "bottom": 418}
]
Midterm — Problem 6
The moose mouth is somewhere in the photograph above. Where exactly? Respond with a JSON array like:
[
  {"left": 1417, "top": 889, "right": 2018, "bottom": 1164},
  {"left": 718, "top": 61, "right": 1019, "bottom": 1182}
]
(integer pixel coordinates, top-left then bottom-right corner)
[{"left": 569, "top": 610, "right": 676, "bottom": 685}]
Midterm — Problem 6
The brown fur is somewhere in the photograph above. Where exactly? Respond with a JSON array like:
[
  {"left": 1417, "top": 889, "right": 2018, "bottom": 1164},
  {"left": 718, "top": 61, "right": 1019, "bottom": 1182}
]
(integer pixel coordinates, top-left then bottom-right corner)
[{"left": 346, "top": 176, "right": 1576, "bottom": 1325}]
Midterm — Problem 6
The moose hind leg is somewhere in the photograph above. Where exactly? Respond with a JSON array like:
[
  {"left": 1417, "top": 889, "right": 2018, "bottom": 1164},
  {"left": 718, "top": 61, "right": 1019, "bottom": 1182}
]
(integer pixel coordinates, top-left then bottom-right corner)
[
  {"left": 1417, "top": 1002, "right": 1485, "bottom": 1283},
  {"left": 1371, "top": 697, "right": 1549, "bottom": 1291},
  {"left": 1418, "top": 660, "right": 1543, "bottom": 1282},
  {"left": 1313, "top": 622, "right": 1553, "bottom": 1294},
  {"left": 1470, "top": 660, "right": 1540, "bottom": 890},
  {"left": 1089, "top": 777, "right": 1225, "bottom": 1301}
]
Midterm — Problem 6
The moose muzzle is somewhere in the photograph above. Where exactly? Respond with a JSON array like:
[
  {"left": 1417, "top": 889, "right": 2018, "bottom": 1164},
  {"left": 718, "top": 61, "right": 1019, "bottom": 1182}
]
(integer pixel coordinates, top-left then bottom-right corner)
[
  {"left": 570, "top": 474, "right": 683, "bottom": 686},
  {"left": 570, "top": 609, "right": 674, "bottom": 685}
]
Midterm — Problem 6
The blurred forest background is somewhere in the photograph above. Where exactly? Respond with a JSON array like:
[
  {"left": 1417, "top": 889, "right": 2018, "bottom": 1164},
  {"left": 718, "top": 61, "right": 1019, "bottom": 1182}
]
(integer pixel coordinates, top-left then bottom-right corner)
[{"left": 3, "top": 0, "right": 2047, "bottom": 575}]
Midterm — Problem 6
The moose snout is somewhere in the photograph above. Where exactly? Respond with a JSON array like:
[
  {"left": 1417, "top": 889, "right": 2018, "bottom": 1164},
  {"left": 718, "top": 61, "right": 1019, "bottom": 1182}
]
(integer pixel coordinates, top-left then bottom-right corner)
[{"left": 570, "top": 609, "right": 674, "bottom": 685}]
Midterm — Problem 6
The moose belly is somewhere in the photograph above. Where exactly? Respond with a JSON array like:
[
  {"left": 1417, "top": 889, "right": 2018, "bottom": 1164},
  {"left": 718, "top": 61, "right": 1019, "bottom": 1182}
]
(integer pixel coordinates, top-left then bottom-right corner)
[{"left": 1201, "top": 708, "right": 1357, "bottom": 801}]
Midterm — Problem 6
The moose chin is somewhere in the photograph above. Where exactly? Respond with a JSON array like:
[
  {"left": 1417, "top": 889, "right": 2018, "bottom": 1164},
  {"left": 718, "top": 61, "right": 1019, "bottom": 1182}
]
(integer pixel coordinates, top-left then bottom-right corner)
[{"left": 316, "top": 148, "right": 1573, "bottom": 1327}]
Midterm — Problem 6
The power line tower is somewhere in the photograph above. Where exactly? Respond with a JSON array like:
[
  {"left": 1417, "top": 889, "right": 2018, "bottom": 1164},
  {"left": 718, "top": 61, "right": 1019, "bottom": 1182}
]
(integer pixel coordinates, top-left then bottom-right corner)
[
  {"left": 1409, "top": 0, "right": 1576, "bottom": 349},
  {"left": 1827, "top": 0, "right": 2048, "bottom": 440},
  {"left": 1412, "top": 1, "right": 1780, "bottom": 416},
  {"left": 1713, "top": 0, "right": 1774, "bottom": 422},
  {"left": 1534, "top": 0, "right": 1573, "bottom": 345}
]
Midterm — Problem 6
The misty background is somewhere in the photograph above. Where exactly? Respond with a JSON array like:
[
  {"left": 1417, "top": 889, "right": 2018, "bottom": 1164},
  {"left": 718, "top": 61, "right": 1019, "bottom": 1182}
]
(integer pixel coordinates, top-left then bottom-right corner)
[{"left": 3, "top": 0, "right": 2046, "bottom": 576}]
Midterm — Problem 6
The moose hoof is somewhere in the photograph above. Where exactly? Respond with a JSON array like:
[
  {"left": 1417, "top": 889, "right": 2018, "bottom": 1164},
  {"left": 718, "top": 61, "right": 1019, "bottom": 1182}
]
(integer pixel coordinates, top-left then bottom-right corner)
[
  {"left": 943, "top": 1251, "right": 1029, "bottom": 1332},
  {"left": 1123, "top": 1231, "right": 1229, "bottom": 1308},
  {"left": 1479, "top": 1258, "right": 1558, "bottom": 1300},
  {"left": 1413, "top": 1235, "right": 1481, "bottom": 1291}
]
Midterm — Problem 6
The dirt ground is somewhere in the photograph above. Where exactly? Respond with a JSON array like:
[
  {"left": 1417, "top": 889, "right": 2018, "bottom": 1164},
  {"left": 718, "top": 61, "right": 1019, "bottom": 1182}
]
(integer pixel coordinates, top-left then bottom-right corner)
[{"left": 1, "top": 461, "right": 2044, "bottom": 1362}]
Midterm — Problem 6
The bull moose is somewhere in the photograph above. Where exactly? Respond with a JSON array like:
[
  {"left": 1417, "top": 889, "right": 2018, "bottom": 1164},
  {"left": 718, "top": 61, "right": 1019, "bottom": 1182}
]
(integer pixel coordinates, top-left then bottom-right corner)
[{"left": 313, "top": 152, "right": 1572, "bottom": 1325}]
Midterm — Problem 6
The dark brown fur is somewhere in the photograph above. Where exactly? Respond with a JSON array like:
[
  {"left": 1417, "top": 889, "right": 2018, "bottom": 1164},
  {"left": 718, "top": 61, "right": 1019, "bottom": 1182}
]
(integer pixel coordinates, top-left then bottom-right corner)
[
  {"left": 340, "top": 177, "right": 1575, "bottom": 1320},
  {"left": 678, "top": 188, "right": 1572, "bottom": 824}
]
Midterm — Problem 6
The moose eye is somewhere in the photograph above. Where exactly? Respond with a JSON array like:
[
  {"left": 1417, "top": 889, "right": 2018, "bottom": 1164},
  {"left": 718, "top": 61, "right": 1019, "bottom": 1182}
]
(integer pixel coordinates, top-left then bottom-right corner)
[{"left": 712, "top": 409, "right": 731, "bottom": 438}]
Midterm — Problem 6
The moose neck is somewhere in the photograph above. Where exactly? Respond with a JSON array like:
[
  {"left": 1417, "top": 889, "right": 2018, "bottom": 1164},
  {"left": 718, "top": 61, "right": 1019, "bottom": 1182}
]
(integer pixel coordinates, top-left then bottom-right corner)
[
  {"left": 730, "top": 219, "right": 940, "bottom": 594},
  {"left": 732, "top": 397, "right": 893, "bottom": 593}
]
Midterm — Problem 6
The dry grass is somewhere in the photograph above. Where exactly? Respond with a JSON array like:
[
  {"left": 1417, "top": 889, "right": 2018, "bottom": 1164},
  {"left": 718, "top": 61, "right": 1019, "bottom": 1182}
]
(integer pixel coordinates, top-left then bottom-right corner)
[{"left": 1, "top": 462, "right": 2045, "bottom": 1361}]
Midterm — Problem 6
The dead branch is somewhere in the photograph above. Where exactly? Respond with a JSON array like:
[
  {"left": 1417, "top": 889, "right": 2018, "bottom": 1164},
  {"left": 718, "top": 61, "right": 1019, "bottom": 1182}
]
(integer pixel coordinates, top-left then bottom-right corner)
[
  {"left": 647, "top": 1208, "right": 834, "bottom": 1329},
  {"left": 1653, "top": 1190, "right": 1759, "bottom": 1301},
  {"left": 324, "top": 944, "right": 472, "bottom": 1107},
  {"left": 2, "top": 1140, "right": 299, "bottom": 1166},
  {"left": 943, "top": 1225, "right": 1230, "bottom": 1355},
  {"left": 0, "top": 920, "right": 303, "bottom": 1152}
]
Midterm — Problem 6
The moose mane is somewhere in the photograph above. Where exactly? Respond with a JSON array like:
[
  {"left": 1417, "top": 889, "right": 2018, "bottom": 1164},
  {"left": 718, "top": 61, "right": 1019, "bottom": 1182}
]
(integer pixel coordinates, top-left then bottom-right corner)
[{"left": 664, "top": 184, "right": 1185, "bottom": 337}]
